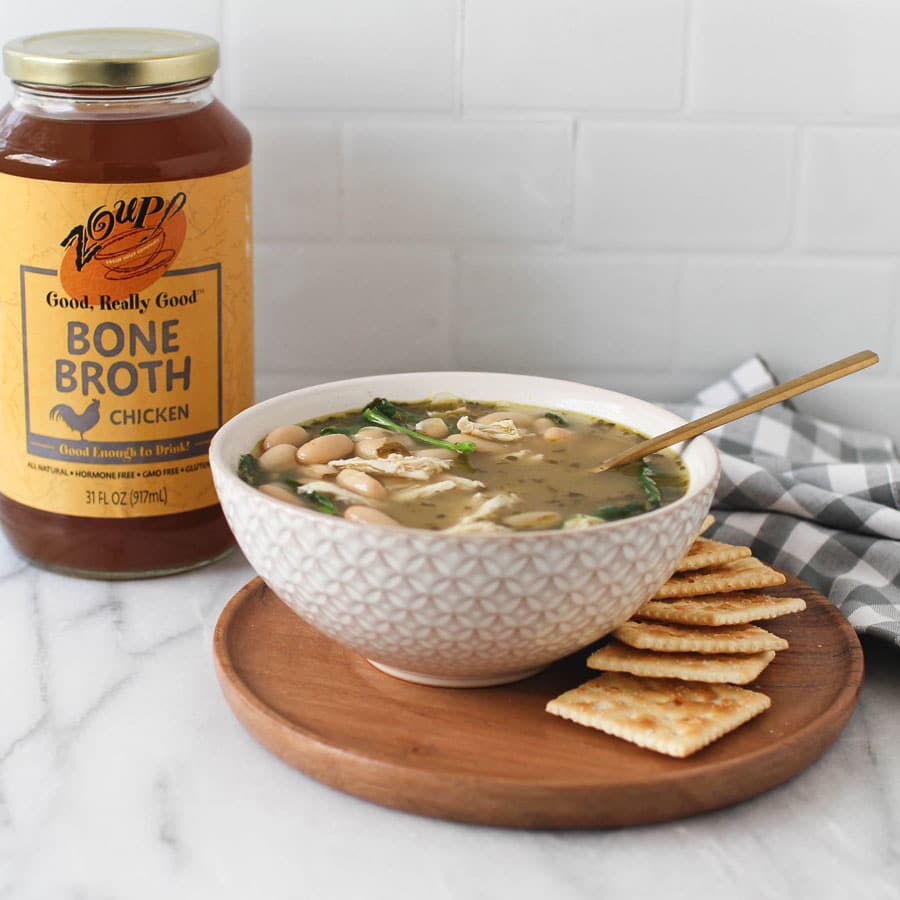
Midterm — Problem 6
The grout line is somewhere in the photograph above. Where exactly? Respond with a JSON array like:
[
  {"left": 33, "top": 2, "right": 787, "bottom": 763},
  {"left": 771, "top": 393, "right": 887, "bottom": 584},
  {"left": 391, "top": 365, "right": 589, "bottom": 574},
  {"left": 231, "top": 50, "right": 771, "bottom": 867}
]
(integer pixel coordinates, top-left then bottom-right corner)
[
  {"left": 228, "top": 104, "right": 900, "bottom": 130},
  {"left": 217, "top": 0, "right": 233, "bottom": 106},
  {"left": 785, "top": 126, "right": 809, "bottom": 252},
  {"left": 216, "top": 0, "right": 227, "bottom": 43},
  {"left": 251, "top": 238, "right": 900, "bottom": 266},
  {"left": 336, "top": 122, "right": 348, "bottom": 238},
  {"left": 562, "top": 117, "right": 579, "bottom": 250},
  {"left": 670, "top": 257, "right": 687, "bottom": 375},
  {"left": 253, "top": 365, "right": 900, "bottom": 388},
  {"left": 447, "top": 248, "right": 462, "bottom": 368},
  {"left": 884, "top": 263, "right": 900, "bottom": 375},
  {"left": 455, "top": 0, "right": 466, "bottom": 117},
  {"left": 679, "top": 0, "right": 695, "bottom": 115}
]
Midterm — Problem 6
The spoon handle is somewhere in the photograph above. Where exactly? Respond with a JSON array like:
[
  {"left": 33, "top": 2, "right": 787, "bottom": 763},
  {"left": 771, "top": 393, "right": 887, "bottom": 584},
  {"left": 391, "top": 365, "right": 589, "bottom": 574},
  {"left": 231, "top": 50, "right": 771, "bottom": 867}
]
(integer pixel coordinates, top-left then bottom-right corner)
[{"left": 591, "top": 349, "right": 879, "bottom": 473}]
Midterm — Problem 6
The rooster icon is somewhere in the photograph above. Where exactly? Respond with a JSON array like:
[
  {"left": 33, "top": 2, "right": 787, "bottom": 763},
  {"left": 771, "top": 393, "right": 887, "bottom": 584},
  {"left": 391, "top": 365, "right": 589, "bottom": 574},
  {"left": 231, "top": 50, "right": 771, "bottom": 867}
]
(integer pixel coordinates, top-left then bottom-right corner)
[{"left": 50, "top": 398, "right": 101, "bottom": 440}]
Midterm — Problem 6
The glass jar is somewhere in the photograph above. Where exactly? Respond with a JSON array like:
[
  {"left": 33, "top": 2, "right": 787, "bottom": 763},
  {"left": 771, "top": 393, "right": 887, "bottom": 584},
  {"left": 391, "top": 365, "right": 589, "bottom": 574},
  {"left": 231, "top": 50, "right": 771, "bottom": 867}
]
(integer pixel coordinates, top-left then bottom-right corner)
[{"left": 0, "top": 29, "right": 253, "bottom": 578}]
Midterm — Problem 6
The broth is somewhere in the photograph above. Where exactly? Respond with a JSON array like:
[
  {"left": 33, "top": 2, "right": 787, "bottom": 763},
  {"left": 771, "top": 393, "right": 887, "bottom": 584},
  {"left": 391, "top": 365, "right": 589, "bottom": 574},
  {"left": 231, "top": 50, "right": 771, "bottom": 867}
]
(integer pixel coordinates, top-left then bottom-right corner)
[{"left": 240, "top": 397, "right": 689, "bottom": 532}]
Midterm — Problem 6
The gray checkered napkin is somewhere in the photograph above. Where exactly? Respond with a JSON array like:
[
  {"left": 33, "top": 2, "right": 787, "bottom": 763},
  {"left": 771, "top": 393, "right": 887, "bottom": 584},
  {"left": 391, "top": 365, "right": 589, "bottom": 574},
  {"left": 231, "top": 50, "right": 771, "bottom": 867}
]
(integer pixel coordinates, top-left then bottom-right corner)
[{"left": 666, "top": 356, "right": 900, "bottom": 650}]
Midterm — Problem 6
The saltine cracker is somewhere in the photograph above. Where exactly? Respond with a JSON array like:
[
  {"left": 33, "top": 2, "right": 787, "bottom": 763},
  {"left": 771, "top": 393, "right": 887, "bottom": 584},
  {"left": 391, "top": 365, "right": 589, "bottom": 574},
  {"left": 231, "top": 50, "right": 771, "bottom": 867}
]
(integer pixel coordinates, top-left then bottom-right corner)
[
  {"left": 654, "top": 557, "right": 786, "bottom": 599},
  {"left": 635, "top": 593, "right": 807, "bottom": 626},
  {"left": 546, "top": 673, "right": 771, "bottom": 758},
  {"left": 586, "top": 640, "right": 776, "bottom": 684},
  {"left": 614, "top": 619, "right": 789, "bottom": 654}
]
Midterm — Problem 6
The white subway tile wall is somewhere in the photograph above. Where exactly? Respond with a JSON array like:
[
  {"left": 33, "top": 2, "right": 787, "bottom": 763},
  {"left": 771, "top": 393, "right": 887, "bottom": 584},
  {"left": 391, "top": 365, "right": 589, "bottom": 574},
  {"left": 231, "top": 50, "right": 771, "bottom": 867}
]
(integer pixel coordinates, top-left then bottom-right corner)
[
  {"left": 690, "top": 0, "right": 900, "bottom": 118},
  {"left": 254, "top": 245, "right": 453, "bottom": 375},
  {"left": 574, "top": 125, "right": 794, "bottom": 249},
  {"left": 246, "top": 118, "right": 340, "bottom": 240},
  {"left": 679, "top": 260, "right": 895, "bottom": 373},
  {"left": 345, "top": 122, "right": 571, "bottom": 240},
  {"left": 224, "top": 1, "right": 458, "bottom": 110},
  {"left": 456, "top": 256, "right": 680, "bottom": 373},
  {"left": 1, "top": 1, "right": 897, "bottom": 439},
  {"left": 801, "top": 129, "right": 900, "bottom": 251},
  {"left": 464, "top": 0, "right": 687, "bottom": 111}
]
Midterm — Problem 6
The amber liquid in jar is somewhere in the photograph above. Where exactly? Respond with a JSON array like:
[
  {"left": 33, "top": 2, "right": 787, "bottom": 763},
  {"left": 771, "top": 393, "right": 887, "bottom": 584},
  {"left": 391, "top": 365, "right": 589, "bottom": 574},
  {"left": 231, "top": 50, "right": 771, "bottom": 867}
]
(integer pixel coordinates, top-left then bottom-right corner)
[{"left": 0, "top": 77, "right": 252, "bottom": 577}]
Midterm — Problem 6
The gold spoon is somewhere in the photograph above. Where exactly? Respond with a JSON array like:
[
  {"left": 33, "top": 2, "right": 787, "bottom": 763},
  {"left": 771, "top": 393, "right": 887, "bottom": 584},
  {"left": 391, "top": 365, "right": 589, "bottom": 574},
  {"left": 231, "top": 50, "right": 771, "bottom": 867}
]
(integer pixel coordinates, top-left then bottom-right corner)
[{"left": 590, "top": 350, "right": 879, "bottom": 473}]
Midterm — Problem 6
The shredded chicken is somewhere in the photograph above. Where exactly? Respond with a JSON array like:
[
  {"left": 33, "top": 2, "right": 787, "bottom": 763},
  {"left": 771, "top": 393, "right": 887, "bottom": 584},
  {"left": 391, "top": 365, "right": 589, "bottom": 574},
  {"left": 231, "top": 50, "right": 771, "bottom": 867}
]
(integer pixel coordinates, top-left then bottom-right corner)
[
  {"left": 330, "top": 453, "right": 453, "bottom": 481},
  {"left": 502, "top": 510, "right": 563, "bottom": 530},
  {"left": 298, "top": 480, "right": 383, "bottom": 506},
  {"left": 390, "top": 474, "right": 486, "bottom": 503},
  {"left": 444, "top": 520, "right": 512, "bottom": 535},
  {"left": 390, "top": 479, "right": 459, "bottom": 503},
  {"left": 446, "top": 475, "right": 485, "bottom": 490},
  {"left": 457, "top": 415, "right": 525, "bottom": 442},
  {"left": 449, "top": 492, "right": 521, "bottom": 531}
]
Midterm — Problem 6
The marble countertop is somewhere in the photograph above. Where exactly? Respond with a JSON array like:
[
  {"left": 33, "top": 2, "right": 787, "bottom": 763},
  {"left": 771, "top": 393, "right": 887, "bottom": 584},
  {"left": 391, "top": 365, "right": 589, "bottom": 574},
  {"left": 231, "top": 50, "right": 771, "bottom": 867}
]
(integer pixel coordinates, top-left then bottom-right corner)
[{"left": 3, "top": 535, "right": 899, "bottom": 900}]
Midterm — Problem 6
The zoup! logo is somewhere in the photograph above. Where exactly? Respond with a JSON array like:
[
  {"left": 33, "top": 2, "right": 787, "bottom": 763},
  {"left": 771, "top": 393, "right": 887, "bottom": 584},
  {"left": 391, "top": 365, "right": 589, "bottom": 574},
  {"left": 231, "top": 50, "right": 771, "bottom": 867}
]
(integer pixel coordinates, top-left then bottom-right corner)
[{"left": 59, "top": 192, "right": 187, "bottom": 300}]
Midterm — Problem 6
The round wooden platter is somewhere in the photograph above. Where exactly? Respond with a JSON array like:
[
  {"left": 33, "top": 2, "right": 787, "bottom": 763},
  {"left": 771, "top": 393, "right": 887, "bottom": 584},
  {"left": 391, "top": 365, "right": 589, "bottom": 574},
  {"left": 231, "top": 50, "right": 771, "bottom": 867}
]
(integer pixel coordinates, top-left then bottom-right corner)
[{"left": 213, "top": 573, "right": 863, "bottom": 829}]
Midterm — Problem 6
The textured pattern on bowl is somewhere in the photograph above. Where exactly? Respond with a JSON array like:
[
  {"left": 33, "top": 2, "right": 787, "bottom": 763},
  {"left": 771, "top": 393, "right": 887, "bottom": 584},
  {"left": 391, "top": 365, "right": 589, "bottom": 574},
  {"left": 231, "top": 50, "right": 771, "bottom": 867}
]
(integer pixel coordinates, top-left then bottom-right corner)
[{"left": 210, "top": 372, "right": 719, "bottom": 686}]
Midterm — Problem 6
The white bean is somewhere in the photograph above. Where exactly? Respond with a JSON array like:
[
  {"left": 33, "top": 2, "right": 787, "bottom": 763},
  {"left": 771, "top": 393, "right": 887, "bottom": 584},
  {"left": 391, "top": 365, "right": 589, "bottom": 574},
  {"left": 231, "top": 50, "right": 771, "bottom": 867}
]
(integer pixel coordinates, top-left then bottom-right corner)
[
  {"left": 297, "top": 433, "right": 354, "bottom": 464},
  {"left": 344, "top": 505, "right": 401, "bottom": 527},
  {"left": 354, "top": 426, "right": 414, "bottom": 449},
  {"left": 354, "top": 426, "right": 395, "bottom": 440},
  {"left": 259, "top": 482, "right": 302, "bottom": 505},
  {"left": 336, "top": 469, "right": 387, "bottom": 500},
  {"left": 415, "top": 417, "right": 450, "bottom": 438},
  {"left": 355, "top": 436, "right": 410, "bottom": 459},
  {"left": 258, "top": 443, "right": 300, "bottom": 472},
  {"left": 533, "top": 417, "right": 554, "bottom": 435},
  {"left": 543, "top": 426, "right": 574, "bottom": 442},
  {"left": 414, "top": 447, "right": 457, "bottom": 460},
  {"left": 476, "top": 409, "right": 534, "bottom": 427},
  {"left": 296, "top": 463, "right": 336, "bottom": 479},
  {"left": 263, "top": 424, "right": 309, "bottom": 449}
]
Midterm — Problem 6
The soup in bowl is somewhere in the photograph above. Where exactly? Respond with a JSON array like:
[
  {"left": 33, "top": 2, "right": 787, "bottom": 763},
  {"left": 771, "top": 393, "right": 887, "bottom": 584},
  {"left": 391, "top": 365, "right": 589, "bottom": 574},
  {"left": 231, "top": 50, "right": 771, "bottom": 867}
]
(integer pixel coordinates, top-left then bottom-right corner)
[{"left": 209, "top": 372, "right": 719, "bottom": 687}]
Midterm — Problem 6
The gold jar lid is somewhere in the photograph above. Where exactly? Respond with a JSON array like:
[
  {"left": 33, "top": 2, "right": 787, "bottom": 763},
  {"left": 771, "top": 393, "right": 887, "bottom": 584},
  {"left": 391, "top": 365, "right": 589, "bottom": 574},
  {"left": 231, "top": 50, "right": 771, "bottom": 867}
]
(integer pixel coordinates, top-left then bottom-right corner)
[{"left": 2, "top": 28, "right": 219, "bottom": 87}]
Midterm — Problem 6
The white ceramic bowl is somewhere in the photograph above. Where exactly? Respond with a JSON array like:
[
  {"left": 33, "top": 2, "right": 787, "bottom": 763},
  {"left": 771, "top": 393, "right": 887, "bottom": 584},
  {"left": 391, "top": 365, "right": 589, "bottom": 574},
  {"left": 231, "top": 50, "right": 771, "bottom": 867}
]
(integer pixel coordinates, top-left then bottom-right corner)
[{"left": 210, "top": 372, "right": 719, "bottom": 687}]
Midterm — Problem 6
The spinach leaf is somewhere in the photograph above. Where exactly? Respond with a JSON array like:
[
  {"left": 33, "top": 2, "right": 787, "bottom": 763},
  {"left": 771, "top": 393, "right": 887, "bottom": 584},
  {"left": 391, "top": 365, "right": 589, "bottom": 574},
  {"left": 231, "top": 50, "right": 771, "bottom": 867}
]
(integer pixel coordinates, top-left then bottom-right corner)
[
  {"left": 302, "top": 490, "right": 339, "bottom": 516},
  {"left": 594, "top": 501, "right": 646, "bottom": 521},
  {"left": 638, "top": 462, "right": 662, "bottom": 508},
  {"left": 237, "top": 453, "right": 260, "bottom": 486}
]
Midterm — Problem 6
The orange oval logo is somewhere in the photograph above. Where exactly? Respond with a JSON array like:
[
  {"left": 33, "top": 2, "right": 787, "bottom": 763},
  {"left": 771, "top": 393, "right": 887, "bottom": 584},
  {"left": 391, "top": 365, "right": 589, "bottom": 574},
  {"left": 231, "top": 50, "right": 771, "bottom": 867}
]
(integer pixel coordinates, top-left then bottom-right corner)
[{"left": 59, "top": 193, "right": 187, "bottom": 300}]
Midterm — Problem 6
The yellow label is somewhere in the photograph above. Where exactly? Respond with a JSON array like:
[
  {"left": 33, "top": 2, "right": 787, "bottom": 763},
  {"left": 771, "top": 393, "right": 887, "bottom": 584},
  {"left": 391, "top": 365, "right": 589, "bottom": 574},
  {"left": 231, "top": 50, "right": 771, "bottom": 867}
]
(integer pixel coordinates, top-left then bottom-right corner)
[{"left": 0, "top": 166, "right": 253, "bottom": 517}]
